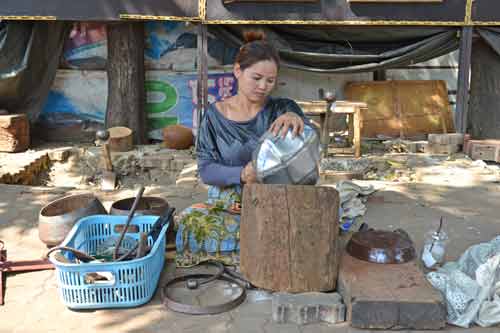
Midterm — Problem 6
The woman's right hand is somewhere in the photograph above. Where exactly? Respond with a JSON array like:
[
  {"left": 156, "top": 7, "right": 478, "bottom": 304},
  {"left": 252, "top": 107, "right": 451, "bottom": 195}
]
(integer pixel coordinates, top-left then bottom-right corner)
[{"left": 240, "top": 163, "right": 257, "bottom": 184}]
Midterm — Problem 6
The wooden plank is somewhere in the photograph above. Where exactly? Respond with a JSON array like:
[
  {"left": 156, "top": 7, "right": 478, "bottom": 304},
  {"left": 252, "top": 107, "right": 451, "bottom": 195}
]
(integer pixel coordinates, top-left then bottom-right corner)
[
  {"left": 353, "top": 107, "right": 361, "bottom": 158},
  {"left": 345, "top": 80, "right": 454, "bottom": 138},
  {"left": 240, "top": 185, "right": 292, "bottom": 291},
  {"left": 241, "top": 184, "right": 340, "bottom": 292},
  {"left": 337, "top": 252, "right": 446, "bottom": 330}
]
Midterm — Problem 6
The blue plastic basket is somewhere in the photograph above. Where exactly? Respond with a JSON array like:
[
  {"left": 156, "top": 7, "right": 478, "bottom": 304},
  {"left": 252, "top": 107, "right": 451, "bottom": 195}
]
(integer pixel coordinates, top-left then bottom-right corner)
[{"left": 48, "top": 214, "right": 168, "bottom": 309}]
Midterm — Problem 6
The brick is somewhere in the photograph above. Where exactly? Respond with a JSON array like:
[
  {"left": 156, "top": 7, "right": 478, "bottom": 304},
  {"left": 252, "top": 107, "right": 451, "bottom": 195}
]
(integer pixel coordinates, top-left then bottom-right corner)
[
  {"left": 272, "top": 292, "right": 346, "bottom": 325},
  {"left": 143, "top": 156, "right": 172, "bottom": 169},
  {"left": 428, "top": 133, "right": 464, "bottom": 145},
  {"left": 470, "top": 144, "right": 498, "bottom": 161},
  {"left": 425, "top": 143, "right": 461, "bottom": 155}
]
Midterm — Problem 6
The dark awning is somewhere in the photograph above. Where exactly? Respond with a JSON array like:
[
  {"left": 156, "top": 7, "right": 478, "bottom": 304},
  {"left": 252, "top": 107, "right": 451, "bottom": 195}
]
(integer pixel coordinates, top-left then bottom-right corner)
[
  {"left": 209, "top": 25, "right": 460, "bottom": 73},
  {"left": 0, "top": 0, "right": 199, "bottom": 21}
]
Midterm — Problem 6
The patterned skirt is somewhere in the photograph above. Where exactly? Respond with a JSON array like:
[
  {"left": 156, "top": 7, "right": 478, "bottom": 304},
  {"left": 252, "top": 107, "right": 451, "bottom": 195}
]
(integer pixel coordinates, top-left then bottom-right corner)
[{"left": 175, "top": 185, "right": 242, "bottom": 267}]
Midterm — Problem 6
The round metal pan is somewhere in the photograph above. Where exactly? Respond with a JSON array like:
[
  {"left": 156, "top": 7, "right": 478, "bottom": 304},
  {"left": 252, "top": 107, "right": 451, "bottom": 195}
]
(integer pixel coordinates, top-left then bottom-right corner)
[{"left": 346, "top": 229, "right": 416, "bottom": 264}]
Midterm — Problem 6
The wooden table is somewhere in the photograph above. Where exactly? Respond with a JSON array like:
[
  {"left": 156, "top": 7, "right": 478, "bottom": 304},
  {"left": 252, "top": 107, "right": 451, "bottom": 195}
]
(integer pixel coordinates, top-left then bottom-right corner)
[{"left": 298, "top": 100, "right": 367, "bottom": 158}]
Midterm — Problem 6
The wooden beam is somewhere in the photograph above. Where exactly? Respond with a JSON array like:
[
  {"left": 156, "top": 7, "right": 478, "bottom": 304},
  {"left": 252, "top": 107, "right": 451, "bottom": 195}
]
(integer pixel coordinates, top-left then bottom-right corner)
[{"left": 455, "top": 26, "right": 473, "bottom": 133}]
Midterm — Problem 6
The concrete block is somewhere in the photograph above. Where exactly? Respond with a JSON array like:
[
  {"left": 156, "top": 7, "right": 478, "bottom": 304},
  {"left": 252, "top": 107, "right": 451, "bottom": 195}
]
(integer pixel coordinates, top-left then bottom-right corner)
[
  {"left": 272, "top": 292, "right": 345, "bottom": 325},
  {"left": 143, "top": 156, "right": 172, "bottom": 169},
  {"left": 171, "top": 159, "right": 190, "bottom": 172},
  {"left": 428, "top": 133, "right": 464, "bottom": 145},
  {"left": 425, "top": 143, "right": 461, "bottom": 155},
  {"left": 176, "top": 176, "right": 199, "bottom": 187},
  {"left": 48, "top": 148, "right": 73, "bottom": 162},
  {"left": 470, "top": 144, "right": 498, "bottom": 161},
  {"left": 179, "top": 163, "right": 198, "bottom": 178}
]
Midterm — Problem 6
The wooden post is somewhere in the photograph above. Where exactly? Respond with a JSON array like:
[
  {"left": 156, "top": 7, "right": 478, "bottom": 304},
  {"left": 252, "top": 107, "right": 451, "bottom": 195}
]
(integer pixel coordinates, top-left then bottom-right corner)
[
  {"left": 106, "top": 22, "right": 146, "bottom": 144},
  {"left": 240, "top": 184, "right": 340, "bottom": 292},
  {"left": 353, "top": 106, "right": 362, "bottom": 158},
  {"left": 195, "top": 24, "right": 209, "bottom": 148},
  {"left": 455, "top": 27, "right": 473, "bottom": 133}
]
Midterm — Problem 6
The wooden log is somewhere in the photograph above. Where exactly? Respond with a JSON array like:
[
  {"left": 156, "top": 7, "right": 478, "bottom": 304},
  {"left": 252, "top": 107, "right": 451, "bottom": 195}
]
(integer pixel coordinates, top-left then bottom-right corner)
[
  {"left": 107, "top": 126, "right": 133, "bottom": 152},
  {"left": 0, "top": 114, "right": 30, "bottom": 153},
  {"left": 240, "top": 184, "right": 340, "bottom": 293},
  {"left": 337, "top": 252, "right": 446, "bottom": 330}
]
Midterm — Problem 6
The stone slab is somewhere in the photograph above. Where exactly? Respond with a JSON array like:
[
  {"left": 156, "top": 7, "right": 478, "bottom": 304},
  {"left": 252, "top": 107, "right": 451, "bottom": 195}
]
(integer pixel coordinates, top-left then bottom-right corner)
[{"left": 337, "top": 253, "right": 446, "bottom": 330}]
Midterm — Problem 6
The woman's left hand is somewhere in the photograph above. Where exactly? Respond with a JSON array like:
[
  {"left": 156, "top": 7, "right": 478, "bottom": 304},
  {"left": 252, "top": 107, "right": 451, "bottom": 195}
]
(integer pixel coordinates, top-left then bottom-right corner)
[{"left": 270, "top": 112, "right": 304, "bottom": 138}]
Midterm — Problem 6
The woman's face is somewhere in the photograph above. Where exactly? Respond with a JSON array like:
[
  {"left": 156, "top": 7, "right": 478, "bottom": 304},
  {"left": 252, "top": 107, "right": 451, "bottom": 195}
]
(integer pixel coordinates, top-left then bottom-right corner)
[{"left": 234, "top": 60, "right": 278, "bottom": 103}]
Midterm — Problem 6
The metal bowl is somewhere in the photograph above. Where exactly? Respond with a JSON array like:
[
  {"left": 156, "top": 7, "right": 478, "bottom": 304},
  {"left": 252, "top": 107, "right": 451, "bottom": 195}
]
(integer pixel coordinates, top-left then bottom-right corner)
[
  {"left": 253, "top": 123, "right": 320, "bottom": 185},
  {"left": 346, "top": 229, "right": 416, "bottom": 264},
  {"left": 38, "top": 193, "right": 107, "bottom": 246},
  {"left": 110, "top": 196, "right": 169, "bottom": 216}
]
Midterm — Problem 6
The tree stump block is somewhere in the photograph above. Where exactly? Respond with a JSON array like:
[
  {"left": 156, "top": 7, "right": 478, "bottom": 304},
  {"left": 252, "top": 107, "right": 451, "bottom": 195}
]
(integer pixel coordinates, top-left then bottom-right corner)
[
  {"left": 241, "top": 184, "right": 340, "bottom": 293},
  {"left": 108, "top": 126, "right": 133, "bottom": 152},
  {"left": 0, "top": 114, "right": 30, "bottom": 152}
]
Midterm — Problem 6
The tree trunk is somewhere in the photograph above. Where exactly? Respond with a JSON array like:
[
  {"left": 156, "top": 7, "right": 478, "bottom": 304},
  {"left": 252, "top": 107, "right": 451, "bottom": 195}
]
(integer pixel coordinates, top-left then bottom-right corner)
[
  {"left": 240, "top": 184, "right": 340, "bottom": 292},
  {"left": 469, "top": 39, "right": 500, "bottom": 139},
  {"left": 106, "top": 22, "right": 146, "bottom": 144}
]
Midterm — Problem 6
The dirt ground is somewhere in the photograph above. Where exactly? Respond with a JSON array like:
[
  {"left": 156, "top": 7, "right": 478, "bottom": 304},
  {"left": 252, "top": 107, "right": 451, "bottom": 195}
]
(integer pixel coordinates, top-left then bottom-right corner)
[{"left": 0, "top": 144, "right": 499, "bottom": 333}]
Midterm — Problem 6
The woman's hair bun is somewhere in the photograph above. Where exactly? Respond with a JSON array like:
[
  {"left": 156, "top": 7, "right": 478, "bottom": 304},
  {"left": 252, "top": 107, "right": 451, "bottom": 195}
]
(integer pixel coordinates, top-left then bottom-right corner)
[{"left": 243, "top": 30, "right": 266, "bottom": 44}]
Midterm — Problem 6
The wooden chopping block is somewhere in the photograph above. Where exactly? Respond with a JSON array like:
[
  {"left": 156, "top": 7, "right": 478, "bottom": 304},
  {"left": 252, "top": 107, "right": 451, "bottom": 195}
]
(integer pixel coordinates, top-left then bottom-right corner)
[
  {"left": 107, "top": 126, "right": 133, "bottom": 152},
  {"left": 0, "top": 114, "right": 30, "bottom": 153},
  {"left": 240, "top": 184, "right": 340, "bottom": 293},
  {"left": 337, "top": 252, "right": 446, "bottom": 330}
]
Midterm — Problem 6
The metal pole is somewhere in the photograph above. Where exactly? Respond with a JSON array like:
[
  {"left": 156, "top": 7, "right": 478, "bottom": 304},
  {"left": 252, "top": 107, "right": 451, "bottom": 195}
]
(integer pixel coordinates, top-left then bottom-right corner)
[
  {"left": 456, "top": 27, "right": 473, "bottom": 133},
  {"left": 195, "top": 24, "right": 209, "bottom": 149}
]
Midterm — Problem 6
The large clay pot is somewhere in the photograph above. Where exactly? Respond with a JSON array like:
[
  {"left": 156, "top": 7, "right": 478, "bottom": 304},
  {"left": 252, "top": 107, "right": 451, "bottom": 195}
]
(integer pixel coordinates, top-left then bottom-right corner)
[
  {"left": 163, "top": 125, "right": 194, "bottom": 150},
  {"left": 38, "top": 193, "right": 107, "bottom": 246},
  {"left": 110, "top": 197, "right": 169, "bottom": 216}
]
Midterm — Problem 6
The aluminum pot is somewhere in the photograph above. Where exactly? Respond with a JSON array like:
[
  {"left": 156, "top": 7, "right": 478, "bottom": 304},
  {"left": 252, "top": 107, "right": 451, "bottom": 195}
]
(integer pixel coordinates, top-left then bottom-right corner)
[
  {"left": 109, "top": 197, "right": 169, "bottom": 216},
  {"left": 253, "top": 123, "right": 321, "bottom": 185},
  {"left": 38, "top": 193, "right": 107, "bottom": 246}
]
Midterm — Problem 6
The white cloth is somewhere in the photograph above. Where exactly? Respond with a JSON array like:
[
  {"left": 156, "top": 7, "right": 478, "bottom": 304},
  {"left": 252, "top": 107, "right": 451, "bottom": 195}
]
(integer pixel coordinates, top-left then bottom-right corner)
[
  {"left": 334, "top": 180, "right": 376, "bottom": 221},
  {"left": 427, "top": 236, "right": 500, "bottom": 328}
]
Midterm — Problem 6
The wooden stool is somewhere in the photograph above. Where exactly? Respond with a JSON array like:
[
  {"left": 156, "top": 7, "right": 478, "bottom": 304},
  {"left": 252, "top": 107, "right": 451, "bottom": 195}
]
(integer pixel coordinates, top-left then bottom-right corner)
[
  {"left": 0, "top": 114, "right": 30, "bottom": 153},
  {"left": 299, "top": 100, "right": 367, "bottom": 158},
  {"left": 332, "top": 101, "right": 367, "bottom": 158}
]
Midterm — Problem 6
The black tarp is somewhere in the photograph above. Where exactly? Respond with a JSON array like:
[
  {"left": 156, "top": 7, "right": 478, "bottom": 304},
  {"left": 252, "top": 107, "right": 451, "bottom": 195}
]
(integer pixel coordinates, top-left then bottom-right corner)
[
  {"left": 209, "top": 25, "right": 460, "bottom": 73},
  {"left": 0, "top": 21, "right": 70, "bottom": 121},
  {"left": 469, "top": 27, "right": 500, "bottom": 139},
  {"left": 207, "top": 0, "right": 467, "bottom": 22}
]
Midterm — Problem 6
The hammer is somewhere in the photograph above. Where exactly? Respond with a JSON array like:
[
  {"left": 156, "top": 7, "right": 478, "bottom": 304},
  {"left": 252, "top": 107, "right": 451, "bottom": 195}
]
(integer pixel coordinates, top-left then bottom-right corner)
[{"left": 96, "top": 130, "right": 117, "bottom": 191}]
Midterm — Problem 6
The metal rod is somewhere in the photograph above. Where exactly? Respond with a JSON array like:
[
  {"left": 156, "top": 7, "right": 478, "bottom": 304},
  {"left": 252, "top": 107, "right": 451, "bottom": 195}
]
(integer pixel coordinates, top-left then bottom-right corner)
[{"left": 456, "top": 26, "right": 473, "bottom": 133}]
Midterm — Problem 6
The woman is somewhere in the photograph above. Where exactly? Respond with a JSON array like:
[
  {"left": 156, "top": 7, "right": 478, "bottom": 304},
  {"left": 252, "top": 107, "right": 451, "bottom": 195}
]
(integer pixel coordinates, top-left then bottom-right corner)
[{"left": 176, "top": 31, "right": 307, "bottom": 267}]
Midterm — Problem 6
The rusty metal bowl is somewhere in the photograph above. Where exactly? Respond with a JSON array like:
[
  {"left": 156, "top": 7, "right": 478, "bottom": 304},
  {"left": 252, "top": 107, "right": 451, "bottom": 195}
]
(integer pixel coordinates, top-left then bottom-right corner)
[
  {"left": 346, "top": 229, "right": 416, "bottom": 264},
  {"left": 110, "top": 197, "right": 169, "bottom": 216},
  {"left": 38, "top": 193, "right": 107, "bottom": 246}
]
